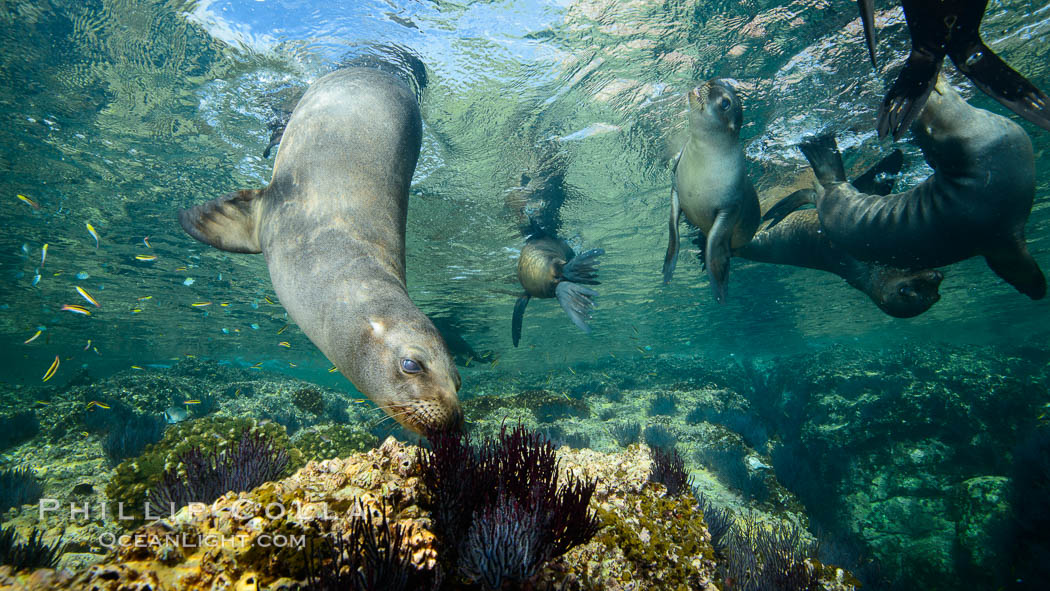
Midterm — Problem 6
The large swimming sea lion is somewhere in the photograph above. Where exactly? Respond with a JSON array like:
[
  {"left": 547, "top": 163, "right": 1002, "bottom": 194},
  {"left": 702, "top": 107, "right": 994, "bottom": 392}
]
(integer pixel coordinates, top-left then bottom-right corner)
[
  {"left": 737, "top": 150, "right": 944, "bottom": 318},
  {"left": 663, "top": 79, "right": 760, "bottom": 303},
  {"left": 513, "top": 233, "right": 603, "bottom": 347},
  {"left": 178, "top": 66, "right": 463, "bottom": 434},
  {"left": 766, "top": 76, "right": 1045, "bottom": 300},
  {"left": 857, "top": 0, "right": 1050, "bottom": 138}
]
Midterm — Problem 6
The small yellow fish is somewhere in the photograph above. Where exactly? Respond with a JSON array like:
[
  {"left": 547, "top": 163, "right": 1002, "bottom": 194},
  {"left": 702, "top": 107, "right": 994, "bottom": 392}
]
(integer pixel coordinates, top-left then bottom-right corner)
[
  {"left": 264, "top": 296, "right": 275, "bottom": 305},
  {"left": 86, "top": 400, "right": 110, "bottom": 410},
  {"left": 137, "top": 295, "right": 152, "bottom": 301},
  {"left": 288, "top": 362, "right": 297, "bottom": 368},
  {"left": 86, "top": 223, "right": 99, "bottom": 248},
  {"left": 135, "top": 254, "right": 157, "bottom": 261},
  {"left": 75, "top": 286, "right": 101, "bottom": 308},
  {"left": 185, "top": 354, "right": 196, "bottom": 358},
  {"left": 143, "top": 236, "right": 151, "bottom": 248},
  {"left": 41, "top": 243, "right": 48, "bottom": 267},
  {"left": 131, "top": 307, "right": 142, "bottom": 314},
  {"left": 491, "top": 358, "right": 500, "bottom": 368},
  {"left": 328, "top": 366, "right": 338, "bottom": 373},
  {"left": 17, "top": 194, "right": 40, "bottom": 209},
  {"left": 35, "top": 400, "right": 50, "bottom": 406},
  {"left": 277, "top": 324, "right": 288, "bottom": 335},
  {"left": 80, "top": 431, "right": 89, "bottom": 437},
  {"left": 568, "top": 367, "right": 576, "bottom": 375},
  {"left": 61, "top": 304, "right": 91, "bottom": 316},
  {"left": 220, "top": 302, "right": 229, "bottom": 307},
  {"left": 251, "top": 362, "right": 263, "bottom": 369},
  {"left": 234, "top": 388, "right": 241, "bottom": 396},
  {"left": 84, "top": 339, "right": 92, "bottom": 350},
  {"left": 175, "top": 266, "right": 187, "bottom": 271},
  {"left": 191, "top": 302, "right": 212, "bottom": 307},
  {"left": 183, "top": 399, "right": 201, "bottom": 405},
  {"left": 278, "top": 341, "right": 291, "bottom": 348},
  {"left": 92, "top": 347, "right": 100, "bottom": 355},
  {"left": 130, "top": 365, "right": 143, "bottom": 370},
  {"left": 24, "top": 329, "right": 42, "bottom": 344},
  {"left": 465, "top": 356, "right": 472, "bottom": 367},
  {"left": 42, "top": 355, "right": 59, "bottom": 382}
]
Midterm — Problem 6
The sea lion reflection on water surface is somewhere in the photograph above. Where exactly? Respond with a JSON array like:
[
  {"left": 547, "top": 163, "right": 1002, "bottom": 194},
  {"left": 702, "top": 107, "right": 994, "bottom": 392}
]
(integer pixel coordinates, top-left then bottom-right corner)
[{"left": 178, "top": 65, "right": 462, "bottom": 434}]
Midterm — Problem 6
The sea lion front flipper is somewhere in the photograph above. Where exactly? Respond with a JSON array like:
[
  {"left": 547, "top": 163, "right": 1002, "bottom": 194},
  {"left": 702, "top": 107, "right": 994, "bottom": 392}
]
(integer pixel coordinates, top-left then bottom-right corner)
[
  {"left": 949, "top": 41, "right": 1050, "bottom": 133},
  {"left": 799, "top": 134, "right": 847, "bottom": 187},
  {"left": 555, "top": 281, "right": 598, "bottom": 334},
  {"left": 663, "top": 184, "right": 682, "bottom": 284},
  {"left": 852, "top": 149, "right": 903, "bottom": 196},
  {"left": 985, "top": 248, "right": 1047, "bottom": 300},
  {"left": 877, "top": 49, "right": 942, "bottom": 140},
  {"left": 705, "top": 210, "right": 733, "bottom": 304},
  {"left": 511, "top": 295, "right": 530, "bottom": 347},
  {"left": 178, "top": 189, "right": 264, "bottom": 254},
  {"left": 761, "top": 189, "right": 817, "bottom": 230},
  {"left": 562, "top": 248, "right": 605, "bottom": 285},
  {"left": 857, "top": 0, "right": 878, "bottom": 68}
]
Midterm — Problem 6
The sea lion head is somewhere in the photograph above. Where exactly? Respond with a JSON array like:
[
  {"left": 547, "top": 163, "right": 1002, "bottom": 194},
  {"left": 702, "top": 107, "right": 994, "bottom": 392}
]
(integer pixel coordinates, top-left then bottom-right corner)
[
  {"left": 358, "top": 314, "right": 463, "bottom": 435},
  {"left": 687, "top": 78, "right": 742, "bottom": 136},
  {"left": 870, "top": 268, "right": 944, "bottom": 318}
]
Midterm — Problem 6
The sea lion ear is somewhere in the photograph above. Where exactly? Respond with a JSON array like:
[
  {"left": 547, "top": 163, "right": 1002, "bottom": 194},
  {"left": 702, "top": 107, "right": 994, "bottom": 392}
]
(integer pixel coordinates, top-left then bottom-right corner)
[{"left": 178, "top": 189, "right": 264, "bottom": 253}]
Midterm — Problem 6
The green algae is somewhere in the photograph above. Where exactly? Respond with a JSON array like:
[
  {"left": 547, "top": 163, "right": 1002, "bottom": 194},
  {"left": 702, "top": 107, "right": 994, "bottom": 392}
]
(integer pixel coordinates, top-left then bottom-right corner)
[{"left": 293, "top": 423, "right": 378, "bottom": 463}]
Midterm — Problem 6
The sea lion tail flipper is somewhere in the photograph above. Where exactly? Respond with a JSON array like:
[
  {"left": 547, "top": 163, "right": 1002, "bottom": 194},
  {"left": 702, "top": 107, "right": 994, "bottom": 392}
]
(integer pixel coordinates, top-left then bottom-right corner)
[
  {"left": 663, "top": 185, "right": 682, "bottom": 284},
  {"left": 877, "top": 50, "right": 941, "bottom": 140},
  {"left": 857, "top": 0, "right": 877, "bottom": 68},
  {"left": 512, "top": 295, "right": 530, "bottom": 347},
  {"left": 555, "top": 281, "right": 598, "bottom": 334},
  {"left": 985, "top": 248, "right": 1047, "bottom": 300},
  {"left": 949, "top": 41, "right": 1050, "bottom": 133},
  {"left": 799, "top": 134, "right": 846, "bottom": 187},
  {"left": 562, "top": 248, "right": 604, "bottom": 285},
  {"left": 761, "top": 189, "right": 817, "bottom": 229},
  {"left": 852, "top": 149, "right": 903, "bottom": 196},
  {"left": 705, "top": 211, "right": 733, "bottom": 304},
  {"left": 178, "top": 189, "right": 264, "bottom": 254}
]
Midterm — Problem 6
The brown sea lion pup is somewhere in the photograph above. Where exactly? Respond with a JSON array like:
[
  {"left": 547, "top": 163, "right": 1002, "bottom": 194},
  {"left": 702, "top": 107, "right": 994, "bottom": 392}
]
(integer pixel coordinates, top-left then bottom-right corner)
[
  {"left": 178, "top": 65, "right": 463, "bottom": 434},
  {"left": 513, "top": 232, "right": 604, "bottom": 347},
  {"left": 663, "top": 78, "right": 761, "bottom": 303},
  {"left": 765, "top": 75, "right": 1045, "bottom": 300},
  {"left": 737, "top": 150, "right": 943, "bottom": 318}
]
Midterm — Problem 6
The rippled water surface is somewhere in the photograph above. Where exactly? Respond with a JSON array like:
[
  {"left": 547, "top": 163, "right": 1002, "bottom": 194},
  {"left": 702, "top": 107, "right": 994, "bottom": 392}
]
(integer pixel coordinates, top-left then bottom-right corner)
[{"left": 1, "top": 0, "right": 1048, "bottom": 382}]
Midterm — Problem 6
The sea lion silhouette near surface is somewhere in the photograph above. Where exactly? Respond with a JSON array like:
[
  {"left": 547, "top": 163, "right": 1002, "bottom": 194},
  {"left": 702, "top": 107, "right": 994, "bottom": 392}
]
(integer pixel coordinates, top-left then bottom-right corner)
[
  {"left": 738, "top": 150, "right": 944, "bottom": 318},
  {"left": 857, "top": 0, "right": 1050, "bottom": 139},
  {"left": 663, "top": 78, "right": 761, "bottom": 303},
  {"left": 766, "top": 76, "right": 1045, "bottom": 300},
  {"left": 513, "top": 232, "right": 604, "bottom": 347},
  {"left": 179, "top": 66, "right": 463, "bottom": 434}
]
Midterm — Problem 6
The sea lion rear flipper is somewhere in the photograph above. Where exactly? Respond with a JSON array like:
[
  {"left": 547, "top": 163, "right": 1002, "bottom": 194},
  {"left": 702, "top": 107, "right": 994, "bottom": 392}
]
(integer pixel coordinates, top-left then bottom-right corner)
[
  {"left": 877, "top": 50, "right": 941, "bottom": 140},
  {"left": 799, "top": 134, "right": 847, "bottom": 186},
  {"left": 511, "top": 295, "right": 530, "bottom": 347},
  {"left": 852, "top": 149, "right": 903, "bottom": 196},
  {"left": 985, "top": 248, "right": 1047, "bottom": 300},
  {"left": 555, "top": 281, "right": 598, "bottom": 334},
  {"left": 761, "top": 189, "right": 817, "bottom": 230},
  {"left": 857, "top": 0, "right": 878, "bottom": 68},
  {"left": 705, "top": 211, "right": 733, "bottom": 304},
  {"left": 562, "top": 248, "right": 604, "bottom": 285},
  {"left": 663, "top": 184, "right": 682, "bottom": 284},
  {"left": 178, "top": 189, "right": 264, "bottom": 254},
  {"left": 949, "top": 41, "right": 1050, "bottom": 133}
]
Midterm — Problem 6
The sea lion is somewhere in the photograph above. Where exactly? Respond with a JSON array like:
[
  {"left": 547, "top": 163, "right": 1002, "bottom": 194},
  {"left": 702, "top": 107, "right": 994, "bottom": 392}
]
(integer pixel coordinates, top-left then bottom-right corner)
[
  {"left": 738, "top": 150, "right": 943, "bottom": 318},
  {"left": 766, "top": 75, "right": 1045, "bottom": 300},
  {"left": 663, "top": 78, "right": 760, "bottom": 303},
  {"left": 513, "top": 233, "right": 603, "bottom": 347},
  {"left": 178, "top": 66, "right": 463, "bottom": 434},
  {"left": 858, "top": 0, "right": 1050, "bottom": 139}
]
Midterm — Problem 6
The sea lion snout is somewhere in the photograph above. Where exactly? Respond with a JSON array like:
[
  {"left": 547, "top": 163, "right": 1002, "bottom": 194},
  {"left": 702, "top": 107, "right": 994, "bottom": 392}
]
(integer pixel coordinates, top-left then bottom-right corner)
[
  {"left": 875, "top": 269, "right": 944, "bottom": 318},
  {"left": 687, "top": 79, "right": 741, "bottom": 134}
]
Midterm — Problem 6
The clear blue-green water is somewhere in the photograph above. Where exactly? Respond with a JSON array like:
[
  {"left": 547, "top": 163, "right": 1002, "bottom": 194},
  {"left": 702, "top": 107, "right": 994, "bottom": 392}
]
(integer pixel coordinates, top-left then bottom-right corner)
[{"left": 1, "top": 0, "right": 1049, "bottom": 588}]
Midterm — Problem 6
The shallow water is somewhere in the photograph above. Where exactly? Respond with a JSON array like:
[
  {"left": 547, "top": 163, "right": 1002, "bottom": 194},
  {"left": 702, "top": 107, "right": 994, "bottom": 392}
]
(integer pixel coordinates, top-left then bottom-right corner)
[{"left": 1, "top": 0, "right": 1049, "bottom": 588}]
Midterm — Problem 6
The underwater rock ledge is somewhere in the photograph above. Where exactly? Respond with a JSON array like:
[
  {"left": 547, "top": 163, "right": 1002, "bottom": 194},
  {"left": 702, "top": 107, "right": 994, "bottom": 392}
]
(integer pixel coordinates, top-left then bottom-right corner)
[{"left": 1, "top": 439, "right": 855, "bottom": 590}]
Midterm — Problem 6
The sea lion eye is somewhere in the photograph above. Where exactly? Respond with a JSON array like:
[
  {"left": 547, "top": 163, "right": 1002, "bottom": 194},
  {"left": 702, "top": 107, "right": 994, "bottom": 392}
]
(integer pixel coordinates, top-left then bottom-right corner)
[
  {"left": 720, "top": 97, "right": 731, "bottom": 110},
  {"left": 400, "top": 358, "right": 423, "bottom": 374},
  {"left": 898, "top": 286, "right": 916, "bottom": 297}
]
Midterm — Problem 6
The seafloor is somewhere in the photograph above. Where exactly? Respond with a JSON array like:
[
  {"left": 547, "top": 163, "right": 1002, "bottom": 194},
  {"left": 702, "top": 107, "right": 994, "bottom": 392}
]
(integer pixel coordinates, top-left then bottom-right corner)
[{"left": 1, "top": 342, "right": 1047, "bottom": 589}]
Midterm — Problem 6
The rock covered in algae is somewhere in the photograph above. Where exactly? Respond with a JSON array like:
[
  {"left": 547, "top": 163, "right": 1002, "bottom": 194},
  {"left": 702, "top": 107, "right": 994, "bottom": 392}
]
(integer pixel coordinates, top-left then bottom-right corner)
[{"left": 3, "top": 439, "right": 855, "bottom": 590}]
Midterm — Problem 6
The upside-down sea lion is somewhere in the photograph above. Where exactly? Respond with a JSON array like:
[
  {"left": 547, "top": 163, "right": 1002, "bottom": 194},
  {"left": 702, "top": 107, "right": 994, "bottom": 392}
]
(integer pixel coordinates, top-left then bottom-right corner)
[
  {"left": 737, "top": 149, "right": 944, "bottom": 318},
  {"left": 513, "top": 233, "right": 603, "bottom": 347},
  {"left": 178, "top": 66, "right": 463, "bottom": 434},
  {"left": 857, "top": 0, "right": 1050, "bottom": 139},
  {"left": 766, "top": 75, "right": 1045, "bottom": 300},
  {"left": 663, "top": 78, "right": 760, "bottom": 303}
]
